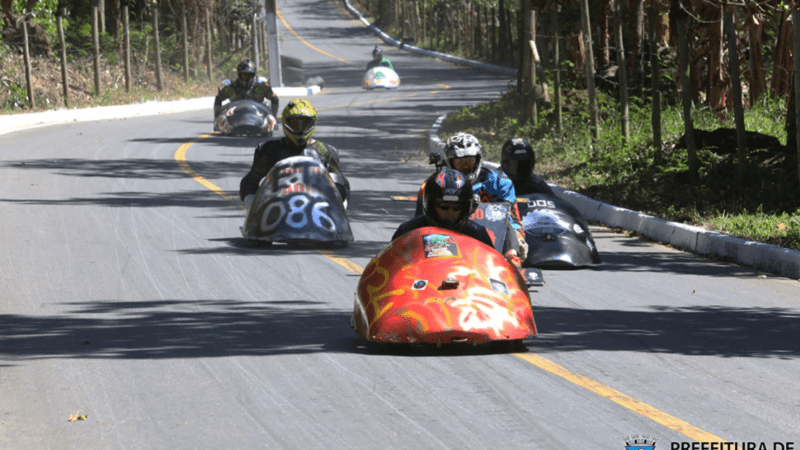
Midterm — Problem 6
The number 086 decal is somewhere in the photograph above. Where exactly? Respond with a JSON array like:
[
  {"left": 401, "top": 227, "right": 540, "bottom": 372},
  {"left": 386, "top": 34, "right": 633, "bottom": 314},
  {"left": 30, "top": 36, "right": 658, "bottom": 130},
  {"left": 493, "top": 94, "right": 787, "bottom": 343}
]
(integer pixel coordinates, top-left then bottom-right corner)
[{"left": 260, "top": 194, "right": 337, "bottom": 232}]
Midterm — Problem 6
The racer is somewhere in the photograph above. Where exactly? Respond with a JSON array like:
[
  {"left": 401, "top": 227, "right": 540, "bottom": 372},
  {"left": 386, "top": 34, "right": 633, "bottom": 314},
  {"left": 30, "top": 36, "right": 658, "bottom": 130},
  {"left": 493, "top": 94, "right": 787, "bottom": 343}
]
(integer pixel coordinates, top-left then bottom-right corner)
[
  {"left": 214, "top": 59, "right": 279, "bottom": 123},
  {"left": 394, "top": 169, "right": 522, "bottom": 266},
  {"left": 394, "top": 169, "right": 492, "bottom": 248},
  {"left": 417, "top": 132, "right": 529, "bottom": 263},
  {"left": 500, "top": 137, "right": 554, "bottom": 195},
  {"left": 365, "top": 46, "right": 393, "bottom": 71},
  {"left": 239, "top": 99, "right": 349, "bottom": 209}
]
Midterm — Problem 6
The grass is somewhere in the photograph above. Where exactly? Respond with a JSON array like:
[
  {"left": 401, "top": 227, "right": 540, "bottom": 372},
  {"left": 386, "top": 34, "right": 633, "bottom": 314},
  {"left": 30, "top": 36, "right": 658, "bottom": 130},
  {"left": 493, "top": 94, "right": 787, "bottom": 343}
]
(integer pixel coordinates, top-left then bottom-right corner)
[{"left": 441, "top": 88, "right": 800, "bottom": 251}]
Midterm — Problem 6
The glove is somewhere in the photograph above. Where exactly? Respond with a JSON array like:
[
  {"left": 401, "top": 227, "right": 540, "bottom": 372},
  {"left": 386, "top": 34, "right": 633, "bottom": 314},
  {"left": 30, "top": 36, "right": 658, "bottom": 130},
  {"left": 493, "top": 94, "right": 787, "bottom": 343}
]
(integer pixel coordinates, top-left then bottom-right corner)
[
  {"left": 517, "top": 235, "right": 529, "bottom": 261},
  {"left": 504, "top": 250, "right": 523, "bottom": 268},
  {"left": 244, "top": 194, "right": 255, "bottom": 210}
]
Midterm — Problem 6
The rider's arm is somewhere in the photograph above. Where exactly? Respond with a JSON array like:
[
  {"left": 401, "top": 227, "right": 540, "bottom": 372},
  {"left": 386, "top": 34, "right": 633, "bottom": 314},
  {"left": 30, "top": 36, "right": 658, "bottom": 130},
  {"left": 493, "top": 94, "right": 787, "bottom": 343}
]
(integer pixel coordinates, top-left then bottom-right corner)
[
  {"left": 239, "top": 143, "right": 272, "bottom": 200},
  {"left": 256, "top": 79, "right": 279, "bottom": 114},
  {"left": 270, "top": 93, "right": 279, "bottom": 116},
  {"left": 461, "top": 221, "right": 495, "bottom": 248},
  {"left": 392, "top": 215, "right": 427, "bottom": 241},
  {"left": 213, "top": 91, "right": 224, "bottom": 117},
  {"left": 531, "top": 174, "right": 555, "bottom": 195},
  {"left": 214, "top": 82, "right": 233, "bottom": 117},
  {"left": 310, "top": 141, "right": 349, "bottom": 203},
  {"left": 414, "top": 181, "right": 426, "bottom": 216}
]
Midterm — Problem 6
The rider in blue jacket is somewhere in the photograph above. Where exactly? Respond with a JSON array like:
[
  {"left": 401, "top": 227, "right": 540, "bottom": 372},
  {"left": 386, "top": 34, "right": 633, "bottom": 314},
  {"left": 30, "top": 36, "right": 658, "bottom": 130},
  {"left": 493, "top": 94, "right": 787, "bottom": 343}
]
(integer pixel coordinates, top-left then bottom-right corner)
[{"left": 416, "top": 132, "right": 528, "bottom": 264}]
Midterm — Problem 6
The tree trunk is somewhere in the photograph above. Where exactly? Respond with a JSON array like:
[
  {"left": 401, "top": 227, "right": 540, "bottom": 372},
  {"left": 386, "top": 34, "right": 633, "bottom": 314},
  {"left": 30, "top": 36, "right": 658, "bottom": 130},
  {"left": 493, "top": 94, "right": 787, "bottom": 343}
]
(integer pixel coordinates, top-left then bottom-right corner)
[
  {"left": 598, "top": 0, "right": 609, "bottom": 67},
  {"left": 745, "top": 6, "right": 766, "bottom": 103},
  {"left": 613, "top": 0, "right": 629, "bottom": 141},
  {"left": 677, "top": 15, "right": 697, "bottom": 175},
  {"left": 770, "top": 9, "right": 793, "bottom": 98},
  {"left": 725, "top": 9, "right": 747, "bottom": 183},
  {"left": 705, "top": 4, "right": 725, "bottom": 111},
  {"left": 648, "top": 5, "right": 662, "bottom": 160},
  {"left": 579, "top": 0, "right": 599, "bottom": 139}
]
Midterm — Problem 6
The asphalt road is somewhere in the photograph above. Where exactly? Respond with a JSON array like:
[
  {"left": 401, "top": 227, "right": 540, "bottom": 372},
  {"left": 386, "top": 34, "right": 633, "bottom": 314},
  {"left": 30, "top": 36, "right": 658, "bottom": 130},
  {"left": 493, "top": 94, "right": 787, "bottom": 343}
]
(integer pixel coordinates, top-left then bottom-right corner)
[{"left": 1, "top": 1, "right": 799, "bottom": 448}]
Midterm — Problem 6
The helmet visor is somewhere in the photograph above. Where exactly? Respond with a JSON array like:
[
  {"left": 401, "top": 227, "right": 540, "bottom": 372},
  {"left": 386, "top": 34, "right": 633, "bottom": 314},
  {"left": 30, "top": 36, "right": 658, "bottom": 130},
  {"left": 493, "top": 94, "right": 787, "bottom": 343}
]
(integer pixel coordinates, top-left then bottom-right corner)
[
  {"left": 502, "top": 158, "right": 532, "bottom": 179},
  {"left": 239, "top": 72, "right": 255, "bottom": 83},
  {"left": 435, "top": 201, "right": 465, "bottom": 212},
  {"left": 285, "top": 116, "right": 315, "bottom": 134}
]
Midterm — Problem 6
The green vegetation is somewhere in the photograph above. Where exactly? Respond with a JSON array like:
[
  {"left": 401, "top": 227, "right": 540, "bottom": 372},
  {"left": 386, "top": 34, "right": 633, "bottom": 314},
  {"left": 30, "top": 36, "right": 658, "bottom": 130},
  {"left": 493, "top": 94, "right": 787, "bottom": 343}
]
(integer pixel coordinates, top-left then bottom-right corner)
[{"left": 441, "top": 88, "right": 800, "bottom": 250}]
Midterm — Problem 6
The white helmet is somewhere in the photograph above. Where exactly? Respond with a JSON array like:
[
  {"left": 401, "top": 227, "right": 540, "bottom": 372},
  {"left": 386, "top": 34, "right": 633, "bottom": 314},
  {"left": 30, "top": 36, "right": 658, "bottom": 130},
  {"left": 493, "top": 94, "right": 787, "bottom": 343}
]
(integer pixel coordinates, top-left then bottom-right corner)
[{"left": 443, "top": 132, "right": 482, "bottom": 182}]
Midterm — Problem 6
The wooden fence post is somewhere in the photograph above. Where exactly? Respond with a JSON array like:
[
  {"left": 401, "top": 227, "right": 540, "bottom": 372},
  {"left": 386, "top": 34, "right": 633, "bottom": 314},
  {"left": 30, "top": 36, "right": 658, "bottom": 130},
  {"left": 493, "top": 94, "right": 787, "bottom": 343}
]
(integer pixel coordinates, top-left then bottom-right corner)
[
  {"left": 152, "top": 2, "right": 163, "bottom": 91},
  {"left": 57, "top": 9, "right": 68, "bottom": 107},
  {"left": 124, "top": 5, "right": 131, "bottom": 92},
  {"left": 183, "top": 13, "right": 189, "bottom": 82},
  {"left": 551, "top": 3, "right": 562, "bottom": 135},
  {"left": 206, "top": 8, "right": 213, "bottom": 82},
  {"left": 92, "top": 6, "right": 101, "bottom": 96},
  {"left": 22, "top": 15, "right": 35, "bottom": 108}
]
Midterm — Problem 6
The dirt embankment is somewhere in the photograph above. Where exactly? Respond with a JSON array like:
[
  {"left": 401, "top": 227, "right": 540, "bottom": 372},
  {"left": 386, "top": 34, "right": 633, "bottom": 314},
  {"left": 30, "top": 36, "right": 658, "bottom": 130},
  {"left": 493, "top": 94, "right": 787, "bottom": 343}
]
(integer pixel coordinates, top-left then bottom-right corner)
[{"left": 1, "top": 50, "right": 213, "bottom": 112}]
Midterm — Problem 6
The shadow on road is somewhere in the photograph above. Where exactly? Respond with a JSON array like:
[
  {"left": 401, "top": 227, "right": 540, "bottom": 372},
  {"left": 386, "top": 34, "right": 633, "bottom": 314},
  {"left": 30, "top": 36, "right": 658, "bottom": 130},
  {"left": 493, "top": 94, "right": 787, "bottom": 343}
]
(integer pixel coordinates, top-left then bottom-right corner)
[{"left": 2, "top": 301, "right": 798, "bottom": 363}]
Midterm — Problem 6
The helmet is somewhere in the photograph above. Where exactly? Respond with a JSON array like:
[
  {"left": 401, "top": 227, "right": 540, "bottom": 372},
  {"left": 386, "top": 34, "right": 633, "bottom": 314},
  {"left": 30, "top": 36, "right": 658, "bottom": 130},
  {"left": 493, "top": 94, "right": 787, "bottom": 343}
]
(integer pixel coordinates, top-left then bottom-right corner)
[
  {"left": 500, "top": 137, "right": 535, "bottom": 182},
  {"left": 422, "top": 168, "right": 476, "bottom": 229},
  {"left": 237, "top": 59, "right": 256, "bottom": 86},
  {"left": 282, "top": 99, "right": 317, "bottom": 148},
  {"left": 372, "top": 46, "right": 382, "bottom": 62},
  {"left": 443, "top": 132, "right": 482, "bottom": 182}
]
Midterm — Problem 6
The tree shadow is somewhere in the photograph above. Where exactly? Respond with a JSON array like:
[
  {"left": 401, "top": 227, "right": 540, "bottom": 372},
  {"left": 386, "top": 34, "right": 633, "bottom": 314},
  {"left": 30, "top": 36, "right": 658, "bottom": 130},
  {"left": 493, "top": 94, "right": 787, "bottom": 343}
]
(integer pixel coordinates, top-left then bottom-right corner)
[{"left": 2, "top": 301, "right": 797, "bottom": 364}]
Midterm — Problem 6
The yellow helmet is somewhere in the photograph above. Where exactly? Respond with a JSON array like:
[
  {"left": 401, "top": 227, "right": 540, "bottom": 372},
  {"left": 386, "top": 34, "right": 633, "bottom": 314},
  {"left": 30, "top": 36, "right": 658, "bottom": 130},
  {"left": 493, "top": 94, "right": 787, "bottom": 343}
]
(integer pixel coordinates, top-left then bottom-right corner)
[{"left": 282, "top": 99, "right": 317, "bottom": 147}]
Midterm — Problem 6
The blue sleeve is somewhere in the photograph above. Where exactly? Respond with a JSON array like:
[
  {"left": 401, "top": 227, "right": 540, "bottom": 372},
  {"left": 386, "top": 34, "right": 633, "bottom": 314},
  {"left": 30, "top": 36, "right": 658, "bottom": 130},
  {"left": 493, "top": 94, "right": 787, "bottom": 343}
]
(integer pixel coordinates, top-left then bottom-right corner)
[
  {"left": 496, "top": 175, "right": 516, "bottom": 204},
  {"left": 495, "top": 174, "right": 521, "bottom": 231}
]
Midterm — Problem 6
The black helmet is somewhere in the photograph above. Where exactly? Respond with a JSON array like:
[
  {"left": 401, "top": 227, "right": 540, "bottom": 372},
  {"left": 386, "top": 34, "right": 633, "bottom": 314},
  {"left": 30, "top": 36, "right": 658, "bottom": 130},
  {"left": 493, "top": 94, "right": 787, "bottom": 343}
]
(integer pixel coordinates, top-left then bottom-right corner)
[
  {"left": 372, "top": 46, "right": 382, "bottom": 61},
  {"left": 422, "top": 168, "right": 476, "bottom": 229},
  {"left": 237, "top": 59, "right": 256, "bottom": 86},
  {"left": 500, "top": 137, "right": 535, "bottom": 182}
]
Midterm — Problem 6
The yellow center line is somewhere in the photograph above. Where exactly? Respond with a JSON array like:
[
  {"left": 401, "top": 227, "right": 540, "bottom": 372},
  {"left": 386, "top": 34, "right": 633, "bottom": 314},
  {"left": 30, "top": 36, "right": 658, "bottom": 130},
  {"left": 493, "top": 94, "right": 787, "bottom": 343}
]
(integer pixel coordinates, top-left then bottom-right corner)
[
  {"left": 515, "top": 353, "right": 731, "bottom": 445},
  {"left": 317, "top": 250, "right": 364, "bottom": 274},
  {"left": 277, "top": 10, "right": 355, "bottom": 65},
  {"left": 175, "top": 133, "right": 243, "bottom": 208}
]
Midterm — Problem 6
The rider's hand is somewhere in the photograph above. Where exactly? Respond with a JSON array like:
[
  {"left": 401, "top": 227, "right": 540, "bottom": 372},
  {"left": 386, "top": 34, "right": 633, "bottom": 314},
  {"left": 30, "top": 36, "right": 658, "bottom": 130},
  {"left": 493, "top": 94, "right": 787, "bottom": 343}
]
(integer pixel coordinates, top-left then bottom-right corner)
[
  {"left": 244, "top": 194, "right": 255, "bottom": 210},
  {"left": 517, "top": 236, "right": 529, "bottom": 261},
  {"left": 504, "top": 250, "right": 523, "bottom": 268}
]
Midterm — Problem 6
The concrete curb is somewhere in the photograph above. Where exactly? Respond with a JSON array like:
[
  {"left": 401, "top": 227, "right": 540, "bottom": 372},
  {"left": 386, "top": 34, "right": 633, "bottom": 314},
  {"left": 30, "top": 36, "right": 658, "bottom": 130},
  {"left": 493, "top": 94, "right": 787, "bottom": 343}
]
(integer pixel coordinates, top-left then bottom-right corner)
[
  {"left": 342, "top": 0, "right": 517, "bottom": 76},
  {"left": 428, "top": 112, "right": 800, "bottom": 279},
  {"left": 0, "top": 86, "right": 320, "bottom": 136}
]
